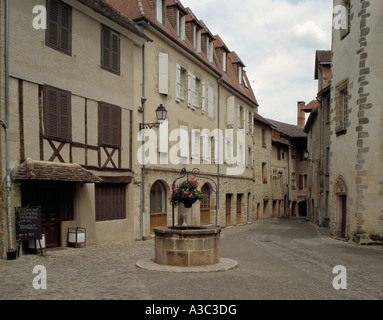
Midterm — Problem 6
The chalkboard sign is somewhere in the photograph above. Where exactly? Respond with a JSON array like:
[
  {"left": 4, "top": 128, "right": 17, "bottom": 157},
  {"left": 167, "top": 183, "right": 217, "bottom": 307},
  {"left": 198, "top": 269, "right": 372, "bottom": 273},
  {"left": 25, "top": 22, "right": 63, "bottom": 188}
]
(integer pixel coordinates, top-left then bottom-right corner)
[{"left": 16, "top": 206, "right": 42, "bottom": 241}]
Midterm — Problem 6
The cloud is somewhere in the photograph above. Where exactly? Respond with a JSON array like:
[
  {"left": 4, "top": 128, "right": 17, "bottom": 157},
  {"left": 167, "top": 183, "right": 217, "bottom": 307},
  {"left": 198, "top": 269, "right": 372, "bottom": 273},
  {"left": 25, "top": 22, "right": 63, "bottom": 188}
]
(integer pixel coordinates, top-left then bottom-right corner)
[
  {"left": 291, "top": 20, "right": 330, "bottom": 48},
  {"left": 180, "top": 0, "right": 333, "bottom": 125}
]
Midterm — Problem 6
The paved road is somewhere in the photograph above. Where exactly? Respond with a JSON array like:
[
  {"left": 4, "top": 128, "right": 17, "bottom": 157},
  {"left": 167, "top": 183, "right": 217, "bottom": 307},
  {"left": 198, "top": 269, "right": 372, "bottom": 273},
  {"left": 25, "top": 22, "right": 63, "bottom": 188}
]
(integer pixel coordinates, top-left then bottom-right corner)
[{"left": 1, "top": 218, "right": 382, "bottom": 300}]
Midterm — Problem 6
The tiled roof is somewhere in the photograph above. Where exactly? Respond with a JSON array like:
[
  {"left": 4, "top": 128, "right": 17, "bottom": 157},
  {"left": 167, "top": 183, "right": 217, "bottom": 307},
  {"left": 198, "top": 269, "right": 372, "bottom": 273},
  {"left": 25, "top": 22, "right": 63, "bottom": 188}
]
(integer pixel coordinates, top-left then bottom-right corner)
[
  {"left": 13, "top": 159, "right": 103, "bottom": 183},
  {"left": 302, "top": 99, "right": 319, "bottom": 113},
  {"left": 77, "top": 0, "right": 149, "bottom": 40},
  {"left": 267, "top": 119, "right": 307, "bottom": 138},
  {"left": 105, "top": 0, "right": 258, "bottom": 107},
  {"left": 315, "top": 50, "right": 331, "bottom": 79}
]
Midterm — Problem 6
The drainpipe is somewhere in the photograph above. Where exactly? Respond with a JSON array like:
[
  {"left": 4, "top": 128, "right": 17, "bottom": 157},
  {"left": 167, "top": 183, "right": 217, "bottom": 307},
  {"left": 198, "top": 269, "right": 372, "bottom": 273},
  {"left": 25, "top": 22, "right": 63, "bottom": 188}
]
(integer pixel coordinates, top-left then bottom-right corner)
[
  {"left": 138, "top": 21, "right": 150, "bottom": 241},
  {"left": 3, "top": 0, "right": 14, "bottom": 250},
  {"left": 139, "top": 43, "right": 146, "bottom": 241},
  {"left": 216, "top": 77, "right": 222, "bottom": 227}
]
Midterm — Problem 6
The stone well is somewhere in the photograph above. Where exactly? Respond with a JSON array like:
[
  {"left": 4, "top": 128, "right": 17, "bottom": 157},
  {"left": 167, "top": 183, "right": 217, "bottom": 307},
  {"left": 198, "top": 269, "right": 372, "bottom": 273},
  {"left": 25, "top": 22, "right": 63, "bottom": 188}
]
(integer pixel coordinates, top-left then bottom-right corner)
[{"left": 154, "top": 226, "right": 221, "bottom": 267}]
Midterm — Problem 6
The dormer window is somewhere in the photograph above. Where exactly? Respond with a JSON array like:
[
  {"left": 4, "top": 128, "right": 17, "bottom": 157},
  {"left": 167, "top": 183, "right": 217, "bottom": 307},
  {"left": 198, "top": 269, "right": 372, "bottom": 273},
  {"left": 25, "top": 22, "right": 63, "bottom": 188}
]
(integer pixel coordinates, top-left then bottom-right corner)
[
  {"left": 154, "top": 0, "right": 166, "bottom": 25},
  {"left": 221, "top": 51, "right": 227, "bottom": 73},
  {"left": 175, "top": 9, "right": 186, "bottom": 40},
  {"left": 191, "top": 25, "right": 201, "bottom": 53},
  {"left": 238, "top": 66, "right": 243, "bottom": 85},
  {"left": 205, "top": 38, "right": 214, "bottom": 63}
]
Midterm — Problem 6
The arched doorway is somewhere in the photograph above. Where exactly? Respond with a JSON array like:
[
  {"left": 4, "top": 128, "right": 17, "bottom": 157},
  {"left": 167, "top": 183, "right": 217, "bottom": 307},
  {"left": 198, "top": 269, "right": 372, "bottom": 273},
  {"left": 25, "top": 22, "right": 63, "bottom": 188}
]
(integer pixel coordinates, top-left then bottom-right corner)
[
  {"left": 200, "top": 184, "right": 211, "bottom": 225},
  {"left": 150, "top": 180, "right": 167, "bottom": 235},
  {"left": 334, "top": 176, "right": 348, "bottom": 238}
]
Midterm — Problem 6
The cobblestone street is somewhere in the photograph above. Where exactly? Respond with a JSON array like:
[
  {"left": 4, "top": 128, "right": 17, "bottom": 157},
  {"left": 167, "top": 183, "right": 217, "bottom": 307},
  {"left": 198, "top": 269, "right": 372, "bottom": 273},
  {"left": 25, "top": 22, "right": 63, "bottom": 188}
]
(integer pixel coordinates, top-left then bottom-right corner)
[{"left": 1, "top": 218, "right": 383, "bottom": 300}]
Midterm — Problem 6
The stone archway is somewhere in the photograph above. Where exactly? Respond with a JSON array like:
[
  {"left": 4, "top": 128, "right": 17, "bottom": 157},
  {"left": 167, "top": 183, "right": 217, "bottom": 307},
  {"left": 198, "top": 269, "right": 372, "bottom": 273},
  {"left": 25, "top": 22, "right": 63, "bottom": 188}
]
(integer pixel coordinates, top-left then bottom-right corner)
[
  {"left": 149, "top": 180, "right": 169, "bottom": 235},
  {"left": 334, "top": 176, "right": 348, "bottom": 238}
]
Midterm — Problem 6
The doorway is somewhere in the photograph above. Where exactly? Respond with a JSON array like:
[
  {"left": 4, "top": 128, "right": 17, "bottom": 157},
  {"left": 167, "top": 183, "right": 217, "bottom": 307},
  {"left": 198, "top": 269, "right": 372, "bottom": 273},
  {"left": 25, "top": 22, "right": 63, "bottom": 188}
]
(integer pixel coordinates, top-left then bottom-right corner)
[
  {"left": 21, "top": 181, "right": 74, "bottom": 248},
  {"left": 200, "top": 184, "right": 211, "bottom": 225},
  {"left": 341, "top": 195, "right": 347, "bottom": 238}
]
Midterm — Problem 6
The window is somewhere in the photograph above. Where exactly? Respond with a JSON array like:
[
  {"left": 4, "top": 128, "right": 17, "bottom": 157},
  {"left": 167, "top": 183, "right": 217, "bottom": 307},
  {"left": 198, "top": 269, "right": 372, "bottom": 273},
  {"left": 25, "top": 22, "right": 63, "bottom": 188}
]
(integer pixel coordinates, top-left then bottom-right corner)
[
  {"left": 261, "top": 129, "right": 266, "bottom": 146},
  {"left": 46, "top": 0, "right": 72, "bottom": 55},
  {"left": 101, "top": 25, "right": 120, "bottom": 74},
  {"left": 44, "top": 85, "right": 72, "bottom": 141},
  {"left": 291, "top": 173, "right": 296, "bottom": 189},
  {"left": 176, "top": 64, "right": 187, "bottom": 101},
  {"left": 154, "top": 0, "right": 166, "bottom": 25},
  {"left": 299, "top": 174, "right": 304, "bottom": 190},
  {"left": 175, "top": 10, "right": 186, "bottom": 40},
  {"left": 238, "top": 66, "right": 243, "bottom": 85},
  {"left": 262, "top": 162, "right": 267, "bottom": 183},
  {"left": 95, "top": 184, "right": 126, "bottom": 221},
  {"left": 150, "top": 181, "right": 167, "bottom": 214},
  {"left": 222, "top": 51, "right": 227, "bottom": 73},
  {"left": 98, "top": 102, "right": 121, "bottom": 148},
  {"left": 335, "top": 81, "right": 348, "bottom": 134},
  {"left": 341, "top": 0, "right": 351, "bottom": 39},
  {"left": 205, "top": 38, "right": 214, "bottom": 63}
]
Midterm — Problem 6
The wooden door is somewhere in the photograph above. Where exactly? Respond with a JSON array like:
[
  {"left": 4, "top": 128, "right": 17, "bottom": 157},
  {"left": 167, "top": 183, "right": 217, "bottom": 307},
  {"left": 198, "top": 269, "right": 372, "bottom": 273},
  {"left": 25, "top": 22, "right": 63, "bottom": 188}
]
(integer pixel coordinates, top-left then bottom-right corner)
[
  {"left": 236, "top": 194, "right": 243, "bottom": 224},
  {"left": 225, "top": 194, "right": 231, "bottom": 226}
]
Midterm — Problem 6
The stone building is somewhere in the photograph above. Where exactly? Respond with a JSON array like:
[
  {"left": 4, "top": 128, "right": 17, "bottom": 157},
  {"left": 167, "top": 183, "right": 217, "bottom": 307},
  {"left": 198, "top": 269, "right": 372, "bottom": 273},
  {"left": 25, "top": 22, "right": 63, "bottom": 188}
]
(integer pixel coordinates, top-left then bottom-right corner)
[
  {"left": 330, "top": 0, "right": 383, "bottom": 242},
  {"left": 106, "top": 0, "right": 265, "bottom": 237},
  {"left": 267, "top": 117, "right": 308, "bottom": 218},
  {"left": 303, "top": 50, "right": 331, "bottom": 227}
]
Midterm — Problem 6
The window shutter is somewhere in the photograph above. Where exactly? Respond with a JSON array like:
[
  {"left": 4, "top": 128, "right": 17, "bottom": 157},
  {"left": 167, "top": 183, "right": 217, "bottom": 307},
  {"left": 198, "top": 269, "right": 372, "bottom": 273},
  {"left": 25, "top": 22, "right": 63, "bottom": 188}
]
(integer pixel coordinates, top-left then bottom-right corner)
[
  {"left": 47, "top": 0, "right": 59, "bottom": 47},
  {"left": 158, "top": 52, "right": 169, "bottom": 95},
  {"left": 214, "top": 135, "right": 219, "bottom": 164},
  {"left": 191, "top": 129, "right": 200, "bottom": 160},
  {"left": 60, "top": 3, "right": 71, "bottom": 52},
  {"left": 180, "top": 15, "right": 186, "bottom": 40},
  {"left": 192, "top": 75, "right": 198, "bottom": 109},
  {"left": 101, "top": 25, "right": 120, "bottom": 74},
  {"left": 111, "top": 31, "right": 120, "bottom": 72},
  {"left": 243, "top": 109, "right": 246, "bottom": 132},
  {"left": 251, "top": 112, "right": 254, "bottom": 136},
  {"left": 59, "top": 91, "right": 71, "bottom": 140},
  {"left": 187, "top": 72, "right": 193, "bottom": 107},
  {"left": 176, "top": 64, "right": 182, "bottom": 100},
  {"left": 180, "top": 126, "right": 189, "bottom": 158},
  {"left": 208, "top": 86, "right": 214, "bottom": 118},
  {"left": 44, "top": 85, "right": 71, "bottom": 141},
  {"left": 102, "top": 26, "right": 110, "bottom": 69},
  {"left": 46, "top": 87, "right": 58, "bottom": 138},
  {"left": 237, "top": 105, "right": 241, "bottom": 129},
  {"left": 158, "top": 120, "right": 168, "bottom": 153},
  {"left": 226, "top": 96, "right": 235, "bottom": 126},
  {"left": 99, "top": 102, "right": 121, "bottom": 148},
  {"left": 201, "top": 81, "right": 207, "bottom": 113}
]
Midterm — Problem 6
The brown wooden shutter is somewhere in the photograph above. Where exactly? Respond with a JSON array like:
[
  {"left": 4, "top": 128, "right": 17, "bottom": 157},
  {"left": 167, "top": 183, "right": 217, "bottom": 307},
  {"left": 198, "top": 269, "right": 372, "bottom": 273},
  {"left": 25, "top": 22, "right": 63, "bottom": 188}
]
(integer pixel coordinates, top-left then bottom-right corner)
[
  {"left": 101, "top": 25, "right": 120, "bottom": 74},
  {"left": 44, "top": 85, "right": 71, "bottom": 141},
  {"left": 299, "top": 175, "right": 303, "bottom": 190},
  {"left": 47, "top": 0, "right": 59, "bottom": 46},
  {"left": 46, "top": 0, "right": 71, "bottom": 55},
  {"left": 60, "top": 3, "right": 72, "bottom": 52},
  {"left": 95, "top": 184, "right": 126, "bottom": 221},
  {"left": 99, "top": 102, "right": 121, "bottom": 148}
]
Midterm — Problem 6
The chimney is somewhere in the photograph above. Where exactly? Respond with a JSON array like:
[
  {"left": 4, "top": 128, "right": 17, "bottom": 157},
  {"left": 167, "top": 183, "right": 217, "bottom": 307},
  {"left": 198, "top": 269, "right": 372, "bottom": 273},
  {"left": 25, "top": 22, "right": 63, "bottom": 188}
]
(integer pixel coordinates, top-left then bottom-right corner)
[{"left": 297, "top": 101, "right": 306, "bottom": 127}]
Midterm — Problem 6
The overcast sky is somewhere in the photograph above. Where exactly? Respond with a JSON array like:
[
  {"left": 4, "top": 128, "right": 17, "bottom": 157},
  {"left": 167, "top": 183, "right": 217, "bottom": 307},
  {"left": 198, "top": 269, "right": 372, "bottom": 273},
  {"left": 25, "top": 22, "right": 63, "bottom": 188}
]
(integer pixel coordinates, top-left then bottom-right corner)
[{"left": 181, "top": 0, "right": 333, "bottom": 125}]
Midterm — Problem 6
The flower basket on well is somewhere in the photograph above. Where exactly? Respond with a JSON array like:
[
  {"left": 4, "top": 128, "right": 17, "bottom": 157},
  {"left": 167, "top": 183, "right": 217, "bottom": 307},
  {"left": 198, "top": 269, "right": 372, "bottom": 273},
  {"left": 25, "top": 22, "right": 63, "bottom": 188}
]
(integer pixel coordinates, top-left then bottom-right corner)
[{"left": 169, "top": 178, "right": 206, "bottom": 208}]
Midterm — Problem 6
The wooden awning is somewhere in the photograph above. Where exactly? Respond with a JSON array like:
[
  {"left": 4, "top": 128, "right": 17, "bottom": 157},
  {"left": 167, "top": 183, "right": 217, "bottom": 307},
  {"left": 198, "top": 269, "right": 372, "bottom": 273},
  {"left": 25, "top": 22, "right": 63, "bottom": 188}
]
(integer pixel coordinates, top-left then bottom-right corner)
[{"left": 13, "top": 158, "right": 103, "bottom": 183}]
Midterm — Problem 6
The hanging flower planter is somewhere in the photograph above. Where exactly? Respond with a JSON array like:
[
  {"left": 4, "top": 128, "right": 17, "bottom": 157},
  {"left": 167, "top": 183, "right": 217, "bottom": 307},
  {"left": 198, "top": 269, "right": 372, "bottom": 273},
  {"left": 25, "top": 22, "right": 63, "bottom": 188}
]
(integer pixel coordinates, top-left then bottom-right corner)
[{"left": 169, "top": 178, "right": 206, "bottom": 208}]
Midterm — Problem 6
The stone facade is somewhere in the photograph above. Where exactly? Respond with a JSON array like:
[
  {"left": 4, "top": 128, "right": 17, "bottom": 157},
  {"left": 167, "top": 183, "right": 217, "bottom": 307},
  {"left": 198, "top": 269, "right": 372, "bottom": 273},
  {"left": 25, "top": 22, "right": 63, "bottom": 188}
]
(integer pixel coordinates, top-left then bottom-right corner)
[{"left": 330, "top": 0, "right": 383, "bottom": 242}]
